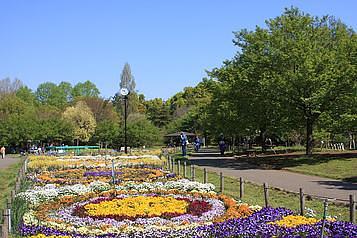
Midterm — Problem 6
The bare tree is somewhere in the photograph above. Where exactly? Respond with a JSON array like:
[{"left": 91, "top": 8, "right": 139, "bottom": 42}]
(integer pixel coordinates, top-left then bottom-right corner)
[{"left": 0, "top": 78, "right": 23, "bottom": 95}]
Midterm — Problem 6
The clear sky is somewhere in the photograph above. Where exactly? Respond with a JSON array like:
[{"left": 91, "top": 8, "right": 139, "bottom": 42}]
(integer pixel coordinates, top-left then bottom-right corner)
[{"left": 0, "top": 0, "right": 356, "bottom": 100}]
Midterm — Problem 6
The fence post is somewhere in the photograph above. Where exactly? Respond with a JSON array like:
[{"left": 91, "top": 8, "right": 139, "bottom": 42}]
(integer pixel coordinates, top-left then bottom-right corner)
[
  {"left": 239, "top": 177, "right": 244, "bottom": 199},
  {"left": 191, "top": 165, "right": 195, "bottom": 181},
  {"left": 350, "top": 194, "right": 356, "bottom": 223},
  {"left": 320, "top": 199, "right": 328, "bottom": 238},
  {"left": 203, "top": 168, "right": 207, "bottom": 184},
  {"left": 7, "top": 209, "right": 11, "bottom": 234},
  {"left": 3, "top": 209, "right": 8, "bottom": 238},
  {"left": 172, "top": 161, "right": 176, "bottom": 174},
  {"left": 263, "top": 183, "right": 269, "bottom": 207},
  {"left": 167, "top": 156, "right": 170, "bottom": 170},
  {"left": 177, "top": 160, "right": 181, "bottom": 176},
  {"left": 183, "top": 161, "right": 187, "bottom": 178},
  {"left": 220, "top": 172, "right": 224, "bottom": 194},
  {"left": 299, "top": 188, "right": 305, "bottom": 216}
]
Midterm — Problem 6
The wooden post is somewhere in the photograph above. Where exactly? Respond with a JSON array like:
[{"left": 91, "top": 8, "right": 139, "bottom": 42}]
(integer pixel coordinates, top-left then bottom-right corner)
[
  {"left": 191, "top": 165, "right": 195, "bottom": 181},
  {"left": 350, "top": 194, "right": 356, "bottom": 223},
  {"left": 6, "top": 198, "right": 11, "bottom": 209},
  {"left": 263, "top": 183, "right": 269, "bottom": 207},
  {"left": 171, "top": 160, "right": 175, "bottom": 173},
  {"left": 239, "top": 177, "right": 244, "bottom": 199},
  {"left": 299, "top": 188, "right": 305, "bottom": 216},
  {"left": 203, "top": 168, "right": 207, "bottom": 184},
  {"left": 183, "top": 161, "right": 187, "bottom": 178},
  {"left": 3, "top": 209, "right": 8, "bottom": 238},
  {"left": 177, "top": 160, "right": 181, "bottom": 176},
  {"left": 11, "top": 191, "right": 15, "bottom": 202},
  {"left": 220, "top": 172, "right": 224, "bottom": 194},
  {"left": 320, "top": 199, "right": 328, "bottom": 238}
]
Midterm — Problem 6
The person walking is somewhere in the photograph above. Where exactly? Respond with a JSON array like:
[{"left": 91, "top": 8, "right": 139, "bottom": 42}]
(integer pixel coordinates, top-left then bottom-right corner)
[
  {"left": 180, "top": 132, "right": 188, "bottom": 156},
  {"left": 194, "top": 136, "right": 201, "bottom": 152},
  {"left": 1, "top": 146, "right": 5, "bottom": 159},
  {"left": 218, "top": 134, "right": 226, "bottom": 156}
]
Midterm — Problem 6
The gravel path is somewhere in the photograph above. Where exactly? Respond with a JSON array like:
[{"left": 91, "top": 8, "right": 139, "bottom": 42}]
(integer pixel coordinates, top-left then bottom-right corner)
[{"left": 189, "top": 154, "right": 357, "bottom": 202}]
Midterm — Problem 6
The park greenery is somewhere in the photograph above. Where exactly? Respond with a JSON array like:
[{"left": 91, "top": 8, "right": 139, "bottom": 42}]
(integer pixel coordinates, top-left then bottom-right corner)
[{"left": 0, "top": 7, "right": 356, "bottom": 155}]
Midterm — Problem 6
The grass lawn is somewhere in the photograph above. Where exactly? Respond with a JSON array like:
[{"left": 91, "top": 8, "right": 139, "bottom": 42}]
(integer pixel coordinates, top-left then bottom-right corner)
[
  {"left": 234, "top": 152, "right": 357, "bottom": 182},
  {"left": 0, "top": 157, "right": 24, "bottom": 212},
  {"left": 169, "top": 160, "right": 352, "bottom": 221},
  {"left": 284, "top": 156, "right": 357, "bottom": 182}
]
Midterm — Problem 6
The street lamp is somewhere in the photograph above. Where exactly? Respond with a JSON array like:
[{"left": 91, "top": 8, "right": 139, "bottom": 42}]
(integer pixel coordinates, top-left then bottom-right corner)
[{"left": 120, "top": 87, "right": 130, "bottom": 153}]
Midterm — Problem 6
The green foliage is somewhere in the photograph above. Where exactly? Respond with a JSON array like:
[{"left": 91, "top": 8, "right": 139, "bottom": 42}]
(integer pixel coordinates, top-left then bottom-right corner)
[
  {"left": 204, "top": 7, "right": 356, "bottom": 153},
  {"left": 63, "top": 101, "right": 97, "bottom": 144},
  {"left": 72, "top": 80, "right": 100, "bottom": 98},
  {"left": 126, "top": 113, "right": 162, "bottom": 147}
]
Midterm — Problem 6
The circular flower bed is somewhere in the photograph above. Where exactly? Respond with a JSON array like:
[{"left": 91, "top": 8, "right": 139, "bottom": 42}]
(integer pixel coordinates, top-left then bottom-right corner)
[{"left": 20, "top": 189, "right": 252, "bottom": 237}]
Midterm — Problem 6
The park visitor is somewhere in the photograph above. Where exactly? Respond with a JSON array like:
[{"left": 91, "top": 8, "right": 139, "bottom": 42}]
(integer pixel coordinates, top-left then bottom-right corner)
[
  {"left": 218, "top": 134, "right": 226, "bottom": 156},
  {"left": 1, "top": 146, "right": 5, "bottom": 159},
  {"left": 194, "top": 136, "right": 201, "bottom": 152},
  {"left": 180, "top": 132, "right": 188, "bottom": 156}
]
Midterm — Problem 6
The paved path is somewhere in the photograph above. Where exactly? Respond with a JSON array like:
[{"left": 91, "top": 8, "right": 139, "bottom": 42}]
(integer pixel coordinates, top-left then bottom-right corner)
[
  {"left": 189, "top": 154, "right": 357, "bottom": 202},
  {"left": 0, "top": 155, "right": 22, "bottom": 169}
]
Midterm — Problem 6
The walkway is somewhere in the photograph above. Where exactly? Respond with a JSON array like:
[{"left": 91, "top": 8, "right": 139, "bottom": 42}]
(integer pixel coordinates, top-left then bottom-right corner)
[
  {"left": 189, "top": 151, "right": 357, "bottom": 202},
  {"left": 0, "top": 155, "right": 22, "bottom": 169}
]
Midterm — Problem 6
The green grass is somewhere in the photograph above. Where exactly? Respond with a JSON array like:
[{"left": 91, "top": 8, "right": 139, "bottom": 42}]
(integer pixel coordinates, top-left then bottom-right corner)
[
  {"left": 0, "top": 158, "right": 24, "bottom": 212},
  {"left": 169, "top": 162, "right": 351, "bottom": 221},
  {"left": 236, "top": 153, "right": 357, "bottom": 182},
  {"left": 285, "top": 156, "right": 357, "bottom": 182}
]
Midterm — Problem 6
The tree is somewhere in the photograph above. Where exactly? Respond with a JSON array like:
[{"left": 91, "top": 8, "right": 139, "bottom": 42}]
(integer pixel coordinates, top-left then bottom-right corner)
[
  {"left": 0, "top": 78, "right": 23, "bottom": 96},
  {"left": 145, "top": 98, "right": 171, "bottom": 127},
  {"left": 62, "top": 101, "right": 97, "bottom": 145},
  {"left": 78, "top": 97, "right": 120, "bottom": 122},
  {"left": 228, "top": 7, "right": 356, "bottom": 155},
  {"left": 36, "top": 82, "right": 69, "bottom": 108},
  {"left": 58, "top": 82, "right": 73, "bottom": 103},
  {"left": 16, "top": 86, "right": 37, "bottom": 105},
  {"left": 126, "top": 113, "right": 161, "bottom": 147},
  {"left": 72, "top": 80, "right": 100, "bottom": 98},
  {"left": 120, "top": 63, "right": 136, "bottom": 92}
]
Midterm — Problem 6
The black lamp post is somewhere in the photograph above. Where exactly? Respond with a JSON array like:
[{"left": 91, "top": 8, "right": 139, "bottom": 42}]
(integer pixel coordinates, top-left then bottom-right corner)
[{"left": 120, "top": 88, "right": 130, "bottom": 153}]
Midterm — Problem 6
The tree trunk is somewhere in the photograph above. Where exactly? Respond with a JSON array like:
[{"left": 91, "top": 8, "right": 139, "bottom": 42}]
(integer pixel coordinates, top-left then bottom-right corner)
[
  {"left": 260, "top": 128, "right": 267, "bottom": 152},
  {"left": 306, "top": 118, "right": 313, "bottom": 156}
]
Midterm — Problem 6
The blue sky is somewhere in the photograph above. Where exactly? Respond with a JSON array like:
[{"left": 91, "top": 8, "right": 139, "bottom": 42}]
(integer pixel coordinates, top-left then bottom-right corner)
[{"left": 0, "top": 0, "right": 356, "bottom": 100}]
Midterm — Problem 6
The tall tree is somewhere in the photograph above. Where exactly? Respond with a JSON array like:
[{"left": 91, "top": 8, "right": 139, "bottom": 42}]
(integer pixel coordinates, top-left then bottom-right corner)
[
  {"left": 232, "top": 7, "right": 356, "bottom": 155},
  {"left": 120, "top": 63, "right": 136, "bottom": 92}
]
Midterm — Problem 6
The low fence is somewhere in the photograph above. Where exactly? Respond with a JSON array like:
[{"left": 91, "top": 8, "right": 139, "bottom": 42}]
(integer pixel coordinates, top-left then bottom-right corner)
[
  {"left": 0, "top": 158, "right": 28, "bottom": 238},
  {"left": 165, "top": 155, "right": 356, "bottom": 224}
]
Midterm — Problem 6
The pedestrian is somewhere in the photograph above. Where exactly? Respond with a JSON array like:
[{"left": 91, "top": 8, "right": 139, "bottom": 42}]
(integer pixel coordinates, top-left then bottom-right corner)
[
  {"left": 1, "top": 146, "right": 5, "bottom": 159},
  {"left": 194, "top": 136, "right": 201, "bottom": 152},
  {"left": 218, "top": 134, "right": 226, "bottom": 156},
  {"left": 180, "top": 132, "right": 188, "bottom": 156}
]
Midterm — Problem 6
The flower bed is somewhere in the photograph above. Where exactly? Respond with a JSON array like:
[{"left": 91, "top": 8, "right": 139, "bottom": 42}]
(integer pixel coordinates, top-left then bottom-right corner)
[
  {"left": 31, "top": 167, "right": 172, "bottom": 185},
  {"left": 16, "top": 154, "right": 357, "bottom": 237},
  {"left": 19, "top": 189, "right": 252, "bottom": 237},
  {"left": 28, "top": 155, "right": 165, "bottom": 171}
]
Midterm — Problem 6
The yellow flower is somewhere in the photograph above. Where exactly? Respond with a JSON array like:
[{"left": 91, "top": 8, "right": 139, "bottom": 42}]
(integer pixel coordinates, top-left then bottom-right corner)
[
  {"left": 269, "top": 215, "right": 318, "bottom": 228},
  {"left": 84, "top": 196, "right": 188, "bottom": 218}
]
